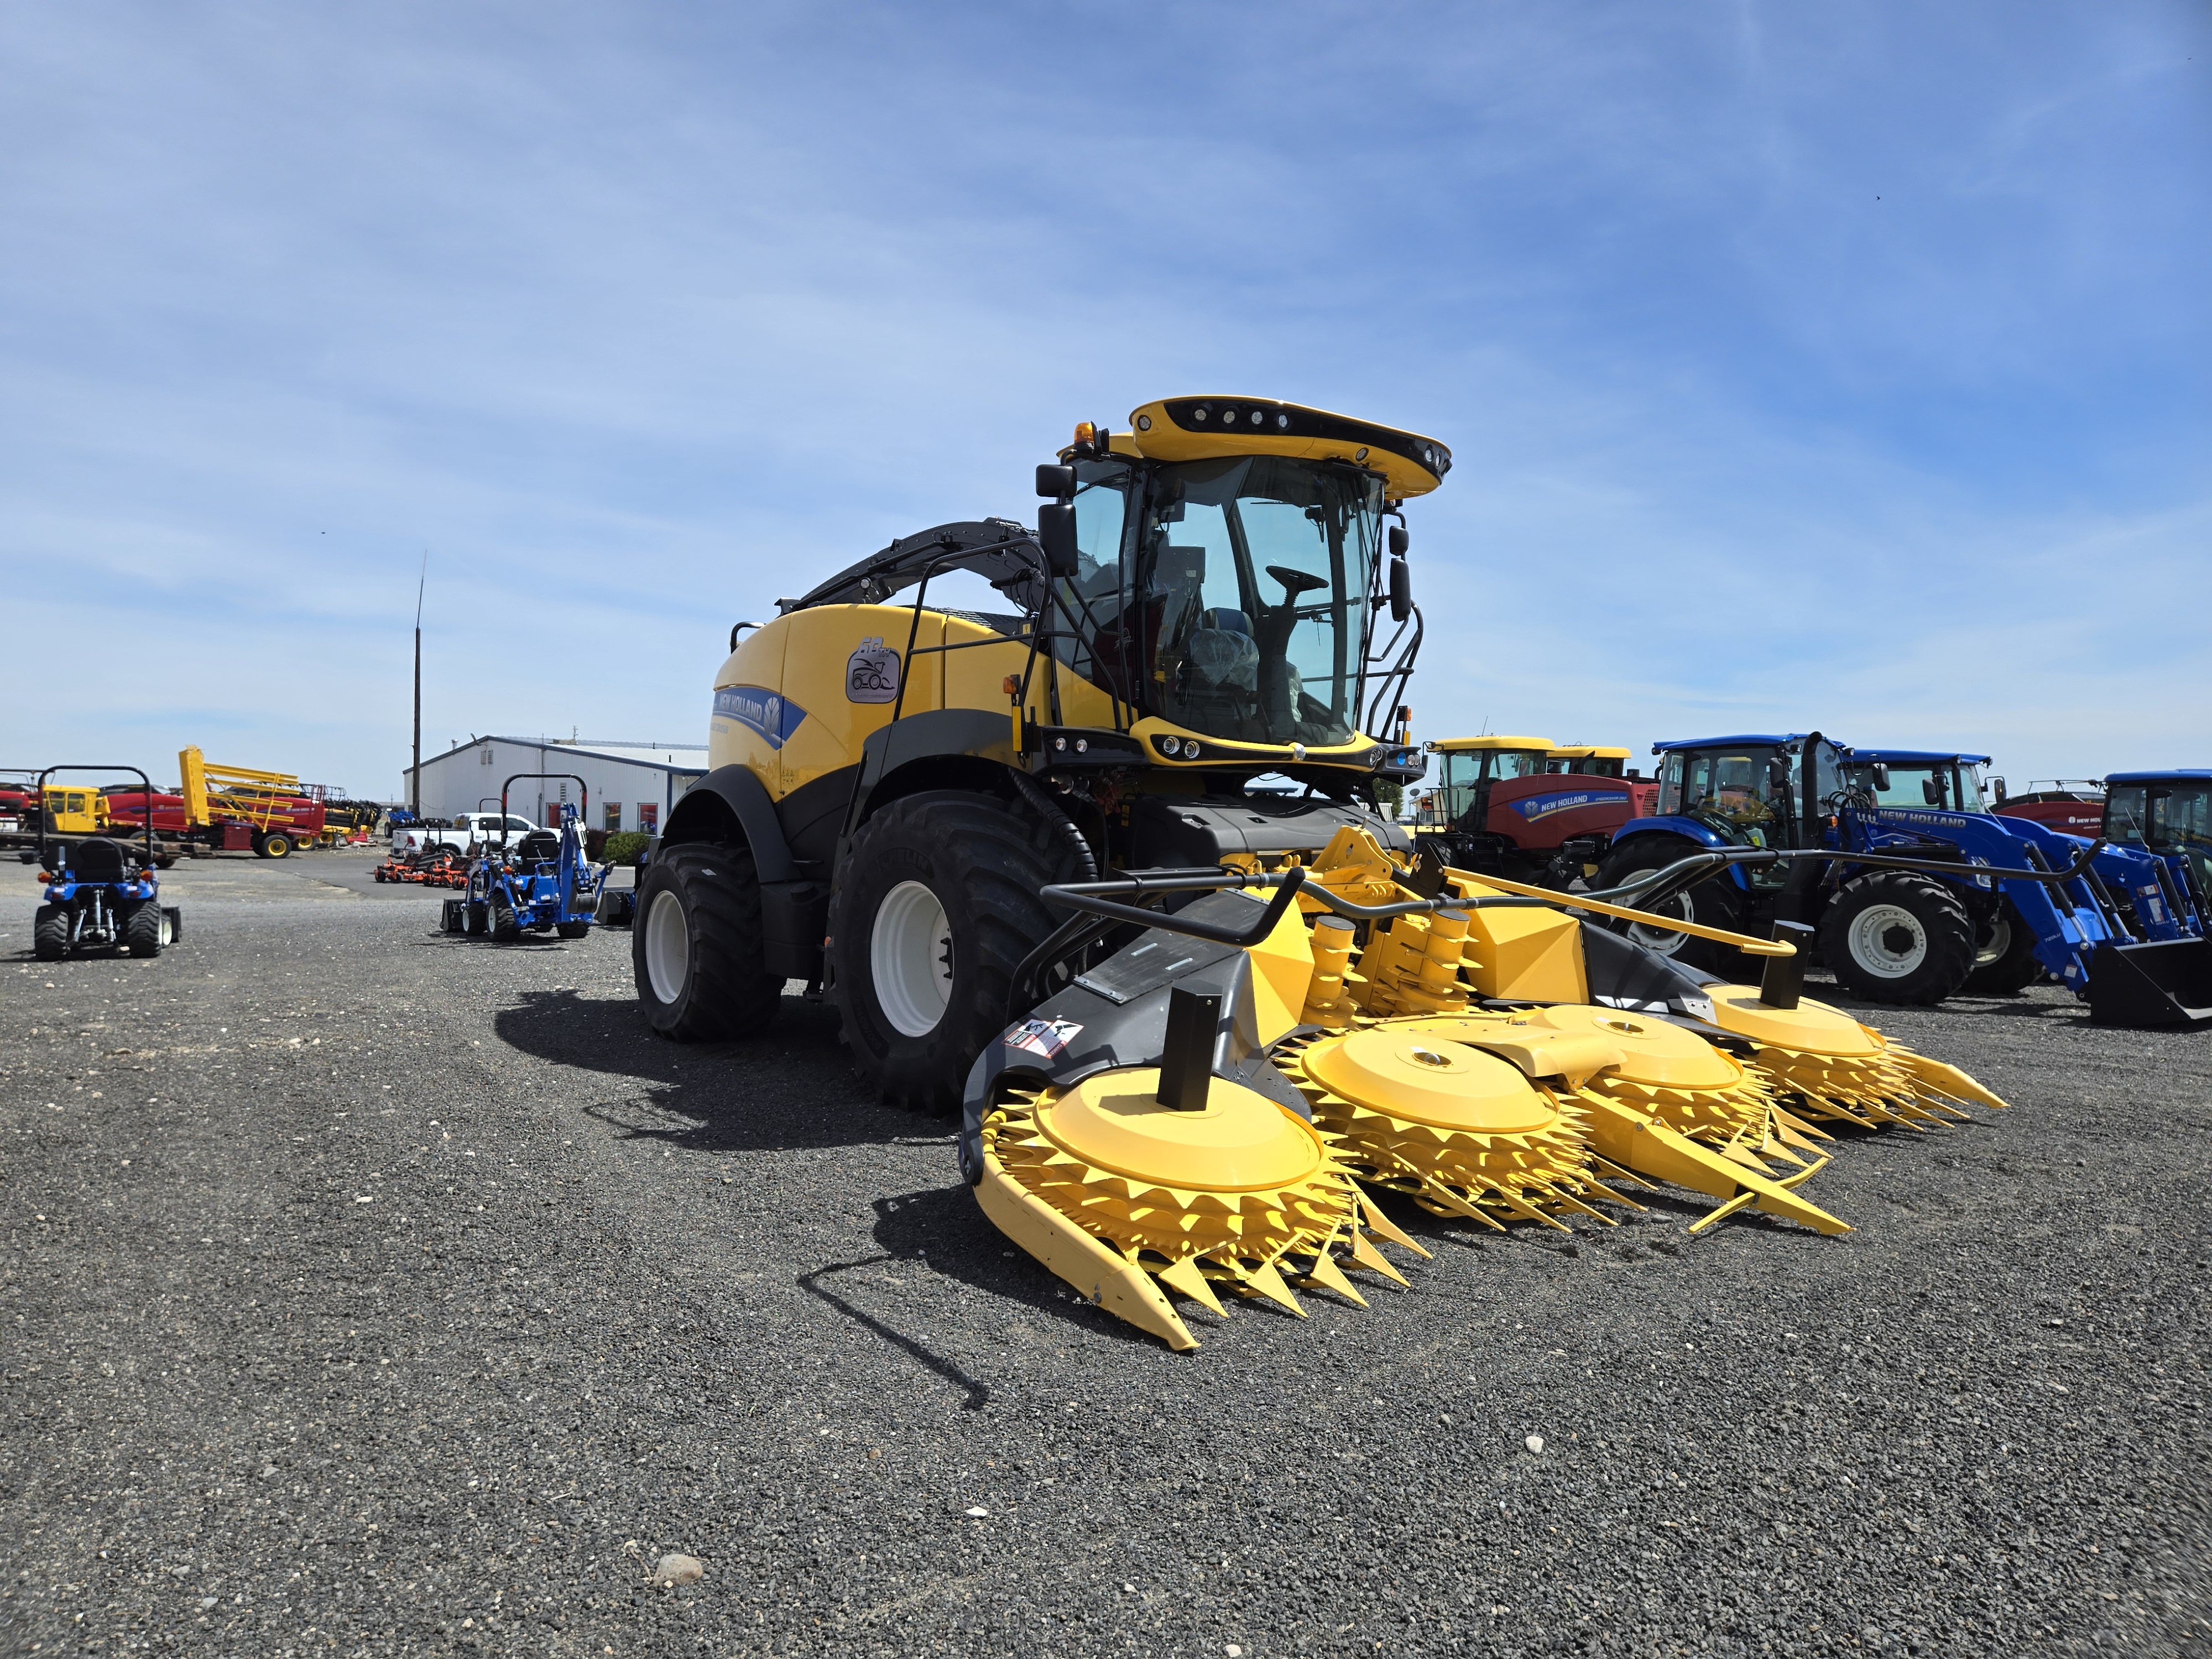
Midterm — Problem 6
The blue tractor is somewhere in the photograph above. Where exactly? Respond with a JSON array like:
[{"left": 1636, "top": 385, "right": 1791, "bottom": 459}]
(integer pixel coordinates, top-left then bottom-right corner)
[
  {"left": 1590, "top": 733, "right": 2209, "bottom": 1025},
  {"left": 30, "top": 766, "right": 183, "bottom": 961},
  {"left": 440, "top": 773, "right": 603, "bottom": 942}
]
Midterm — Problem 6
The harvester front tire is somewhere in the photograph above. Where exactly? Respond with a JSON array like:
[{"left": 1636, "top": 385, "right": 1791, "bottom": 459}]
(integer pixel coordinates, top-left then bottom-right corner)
[
  {"left": 124, "top": 902, "right": 167, "bottom": 957},
  {"left": 828, "top": 789, "right": 1081, "bottom": 1113},
  {"left": 262, "top": 832, "right": 293, "bottom": 859},
  {"left": 1962, "top": 900, "right": 2042, "bottom": 995},
  {"left": 1819, "top": 872, "right": 1975, "bottom": 1005},
  {"left": 633, "top": 844, "right": 782, "bottom": 1042},
  {"left": 1592, "top": 838, "right": 1748, "bottom": 978},
  {"left": 33, "top": 904, "right": 68, "bottom": 961}
]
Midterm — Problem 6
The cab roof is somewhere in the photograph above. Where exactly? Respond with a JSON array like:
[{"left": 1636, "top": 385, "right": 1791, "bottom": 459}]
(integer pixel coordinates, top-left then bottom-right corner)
[
  {"left": 1111, "top": 397, "right": 1452, "bottom": 500},
  {"left": 1652, "top": 734, "right": 1807, "bottom": 752},
  {"left": 1427, "top": 735, "right": 1554, "bottom": 754},
  {"left": 2108, "top": 769, "right": 2212, "bottom": 783},
  {"left": 1848, "top": 748, "right": 1991, "bottom": 766},
  {"left": 1549, "top": 745, "right": 1630, "bottom": 759}
]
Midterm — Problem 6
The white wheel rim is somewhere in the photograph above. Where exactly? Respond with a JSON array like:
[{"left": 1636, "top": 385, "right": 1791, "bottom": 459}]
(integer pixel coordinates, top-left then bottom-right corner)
[
  {"left": 1849, "top": 902, "right": 1928, "bottom": 978},
  {"left": 644, "top": 890, "right": 689, "bottom": 1003},
  {"left": 872, "top": 879, "right": 953, "bottom": 1037},
  {"left": 159, "top": 912, "right": 173, "bottom": 946},
  {"left": 1624, "top": 889, "right": 1695, "bottom": 956},
  {"left": 1975, "top": 914, "right": 2010, "bottom": 968}
]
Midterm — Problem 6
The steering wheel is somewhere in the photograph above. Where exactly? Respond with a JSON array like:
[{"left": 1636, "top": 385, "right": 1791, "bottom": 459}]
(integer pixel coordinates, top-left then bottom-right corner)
[{"left": 1266, "top": 565, "right": 1329, "bottom": 598}]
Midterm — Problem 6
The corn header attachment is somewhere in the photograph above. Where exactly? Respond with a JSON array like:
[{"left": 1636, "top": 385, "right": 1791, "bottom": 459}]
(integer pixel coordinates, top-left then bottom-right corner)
[{"left": 962, "top": 832, "right": 2013, "bottom": 1349}]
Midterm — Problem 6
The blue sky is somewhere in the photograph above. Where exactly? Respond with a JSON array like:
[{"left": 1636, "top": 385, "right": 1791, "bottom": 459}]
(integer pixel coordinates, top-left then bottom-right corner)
[{"left": 3, "top": 2, "right": 2204, "bottom": 798}]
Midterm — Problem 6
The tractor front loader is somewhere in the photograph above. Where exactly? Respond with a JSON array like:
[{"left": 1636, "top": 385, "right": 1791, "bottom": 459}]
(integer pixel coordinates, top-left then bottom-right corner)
[{"left": 637, "top": 398, "right": 2017, "bottom": 1350}]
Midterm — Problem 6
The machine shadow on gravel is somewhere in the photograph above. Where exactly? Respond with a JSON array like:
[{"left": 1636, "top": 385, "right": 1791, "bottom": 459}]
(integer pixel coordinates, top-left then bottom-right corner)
[{"left": 494, "top": 985, "right": 906, "bottom": 1153}]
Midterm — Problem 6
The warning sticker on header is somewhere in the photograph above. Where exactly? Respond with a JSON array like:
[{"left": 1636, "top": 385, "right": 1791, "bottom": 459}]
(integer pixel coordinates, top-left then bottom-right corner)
[{"left": 1004, "top": 1017, "right": 1083, "bottom": 1059}]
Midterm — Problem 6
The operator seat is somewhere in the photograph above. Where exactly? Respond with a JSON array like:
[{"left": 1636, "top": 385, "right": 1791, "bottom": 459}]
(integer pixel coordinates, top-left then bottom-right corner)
[
  {"left": 68, "top": 838, "right": 129, "bottom": 882},
  {"left": 514, "top": 831, "right": 562, "bottom": 865}
]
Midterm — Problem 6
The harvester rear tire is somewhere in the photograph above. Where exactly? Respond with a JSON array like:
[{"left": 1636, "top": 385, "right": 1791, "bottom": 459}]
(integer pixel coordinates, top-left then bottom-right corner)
[
  {"left": 1819, "top": 872, "right": 1975, "bottom": 1005},
  {"left": 1962, "top": 899, "right": 2042, "bottom": 995},
  {"left": 827, "top": 789, "right": 1083, "bottom": 1114},
  {"left": 261, "top": 832, "right": 293, "bottom": 859},
  {"left": 1592, "top": 838, "right": 1749, "bottom": 978},
  {"left": 33, "top": 904, "right": 67, "bottom": 961},
  {"left": 633, "top": 843, "right": 782, "bottom": 1042},
  {"left": 123, "top": 902, "right": 166, "bottom": 958}
]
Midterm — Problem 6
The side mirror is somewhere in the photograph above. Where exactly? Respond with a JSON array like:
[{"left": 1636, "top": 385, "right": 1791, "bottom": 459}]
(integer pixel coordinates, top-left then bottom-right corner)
[
  {"left": 1035, "top": 463, "right": 1077, "bottom": 499},
  {"left": 1990, "top": 775, "right": 2007, "bottom": 804},
  {"left": 1037, "top": 503, "right": 1079, "bottom": 578},
  {"left": 1388, "top": 524, "right": 1409, "bottom": 557},
  {"left": 1387, "top": 555, "right": 1412, "bottom": 623},
  {"left": 1870, "top": 763, "right": 1891, "bottom": 791},
  {"left": 1767, "top": 758, "right": 1792, "bottom": 797},
  {"left": 1922, "top": 778, "right": 1945, "bottom": 806}
]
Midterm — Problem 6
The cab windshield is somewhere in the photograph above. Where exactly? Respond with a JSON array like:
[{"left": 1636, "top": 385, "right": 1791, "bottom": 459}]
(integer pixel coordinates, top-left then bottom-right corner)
[
  {"left": 2107, "top": 782, "right": 2212, "bottom": 852},
  {"left": 1135, "top": 456, "right": 1383, "bottom": 747},
  {"left": 1851, "top": 761, "right": 1987, "bottom": 812}
]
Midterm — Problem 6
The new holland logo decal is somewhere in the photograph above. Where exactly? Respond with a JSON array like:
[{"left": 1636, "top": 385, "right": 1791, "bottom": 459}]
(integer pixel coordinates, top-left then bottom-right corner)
[
  {"left": 712, "top": 685, "right": 808, "bottom": 750},
  {"left": 847, "top": 638, "right": 901, "bottom": 705}
]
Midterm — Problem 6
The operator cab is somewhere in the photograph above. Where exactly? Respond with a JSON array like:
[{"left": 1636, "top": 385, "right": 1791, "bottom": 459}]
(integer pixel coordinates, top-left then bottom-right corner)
[
  {"left": 2105, "top": 770, "right": 2212, "bottom": 898},
  {"left": 1546, "top": 745, "right": 1630, "bottom": 779},
  {"left": 1652, "top": 734, "right": 1846, "bottom": 852},
  {"left": 1843, "top": 750, "right": 1992, "bottom": 814},
  {"left": 1418, "top": 736, "right": 1553, "bottom": 828}
]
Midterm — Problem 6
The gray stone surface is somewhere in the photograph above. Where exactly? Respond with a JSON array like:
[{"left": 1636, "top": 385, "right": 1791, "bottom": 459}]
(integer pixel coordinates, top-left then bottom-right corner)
[{"left": 2, "top": 847, "right": 2206, "bottom": 1656}]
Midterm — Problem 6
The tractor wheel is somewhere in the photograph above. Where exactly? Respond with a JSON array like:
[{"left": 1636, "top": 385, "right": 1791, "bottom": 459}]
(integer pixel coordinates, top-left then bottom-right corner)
[
  {"left": 633, "top": 843, "right": 782, "bottom": 1042},
  {"left": 827, "top": 789, "right": 1083, "bottom": 1113},
  {"left": 33, "top": 904, "right": 68, "bottom": 961},
  {"left": 1962, "top": 899, "right": 2042, "bottom": 995},
  {"left": 1591, "top": 838, "right": 1748, "bottom": 978},
  {"left": 464, "top": 901, "right": 487, "bottom": 937},
  {"left": 490, "top": 891, "right": 521, "bottom": 942},
  {"left": 124, "top": 901, "right": 168, "bottom": 958},
  {"left": 1819, "top": 872, "right": 1975, "bottom": 1005},
  {"left": 556, "top": 921, "right": 590, "bottom": 939},
  {"left": 262, "top": 832, "right": 293, "bottom": 859}
]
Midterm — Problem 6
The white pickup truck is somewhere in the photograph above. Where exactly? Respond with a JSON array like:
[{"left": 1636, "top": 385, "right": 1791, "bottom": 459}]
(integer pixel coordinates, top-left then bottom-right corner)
[{"left": 392, "top": 812, "right": 544, "bottom": 858}]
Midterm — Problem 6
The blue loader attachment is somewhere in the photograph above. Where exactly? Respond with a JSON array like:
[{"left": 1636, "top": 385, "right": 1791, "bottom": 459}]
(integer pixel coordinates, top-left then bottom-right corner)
[
  {"left": 440, "top": 772, "right": 603, "bottom": 943},
  {"left": 2089, "top": 769, "right": 2212, "bottom": 1027},
  {"left": 1594, "top": 735, "right": 2212, "bottom": 1026}
]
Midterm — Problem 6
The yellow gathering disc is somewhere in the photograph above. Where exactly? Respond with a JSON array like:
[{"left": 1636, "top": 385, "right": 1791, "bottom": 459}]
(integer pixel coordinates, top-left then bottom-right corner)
[
  {"left": 1704, "top": 988, "right": 1883, "bottom": 1056},
  {"left": 1301, "top": 1029, "right": 1557, "bottom": 1134},
  {"left": 1032, "top": 1070, "right": 1326, "bottom": 1193},
  {"left": 1513, "top": 1004, "right": 1750, "bottom": 1091}
]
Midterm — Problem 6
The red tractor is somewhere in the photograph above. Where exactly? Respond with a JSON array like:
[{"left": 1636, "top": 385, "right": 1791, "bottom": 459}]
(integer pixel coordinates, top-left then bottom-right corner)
[{"left": 1410, "top": 734, "right": 1648, "bottom": 887}]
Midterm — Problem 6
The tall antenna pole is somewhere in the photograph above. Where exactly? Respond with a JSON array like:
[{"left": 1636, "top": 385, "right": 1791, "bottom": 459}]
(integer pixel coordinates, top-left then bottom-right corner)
[{"left": 411, "top": 554, "right": 426, "bottom": 816}]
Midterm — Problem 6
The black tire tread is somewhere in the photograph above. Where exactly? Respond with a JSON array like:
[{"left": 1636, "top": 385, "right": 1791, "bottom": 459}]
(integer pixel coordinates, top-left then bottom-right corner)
[
  {"left": 1592, "top": 836, "right": 1749, "bottom": 979},
  {"left": 124, "top": 902, "right": 164, "bottom": 958},
  {"left": 1819, "top": 870, "right": 1975, "bottom": 1005},
  {"left": 33, "top": 904, "right": 68, "bottom": 961},
  {"left": 828, "top": 789, "right": 1083, "bottom": 1113},
  {"left": 1961, "top": 898, "right": 2042, "bottom": 995},
  {"left": 633, "top": 843, "right": 781, "bottom": 1042}
]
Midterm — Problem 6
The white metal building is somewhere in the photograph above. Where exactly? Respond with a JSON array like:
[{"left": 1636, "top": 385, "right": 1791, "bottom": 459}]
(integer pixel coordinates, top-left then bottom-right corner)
[{"left": 402, "top": 738, "right": 708, "bottom": 833}]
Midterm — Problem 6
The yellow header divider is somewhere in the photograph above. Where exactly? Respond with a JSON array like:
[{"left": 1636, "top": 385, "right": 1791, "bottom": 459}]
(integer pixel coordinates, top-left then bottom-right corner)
[{"left": 1440, "top": 864, "right": 1796, "bottom": 958}]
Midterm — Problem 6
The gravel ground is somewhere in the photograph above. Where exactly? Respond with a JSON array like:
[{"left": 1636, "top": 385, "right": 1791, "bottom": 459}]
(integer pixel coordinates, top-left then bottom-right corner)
[{"left": 2, "top": 847, "right": 2207, "bottom": 1658}]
